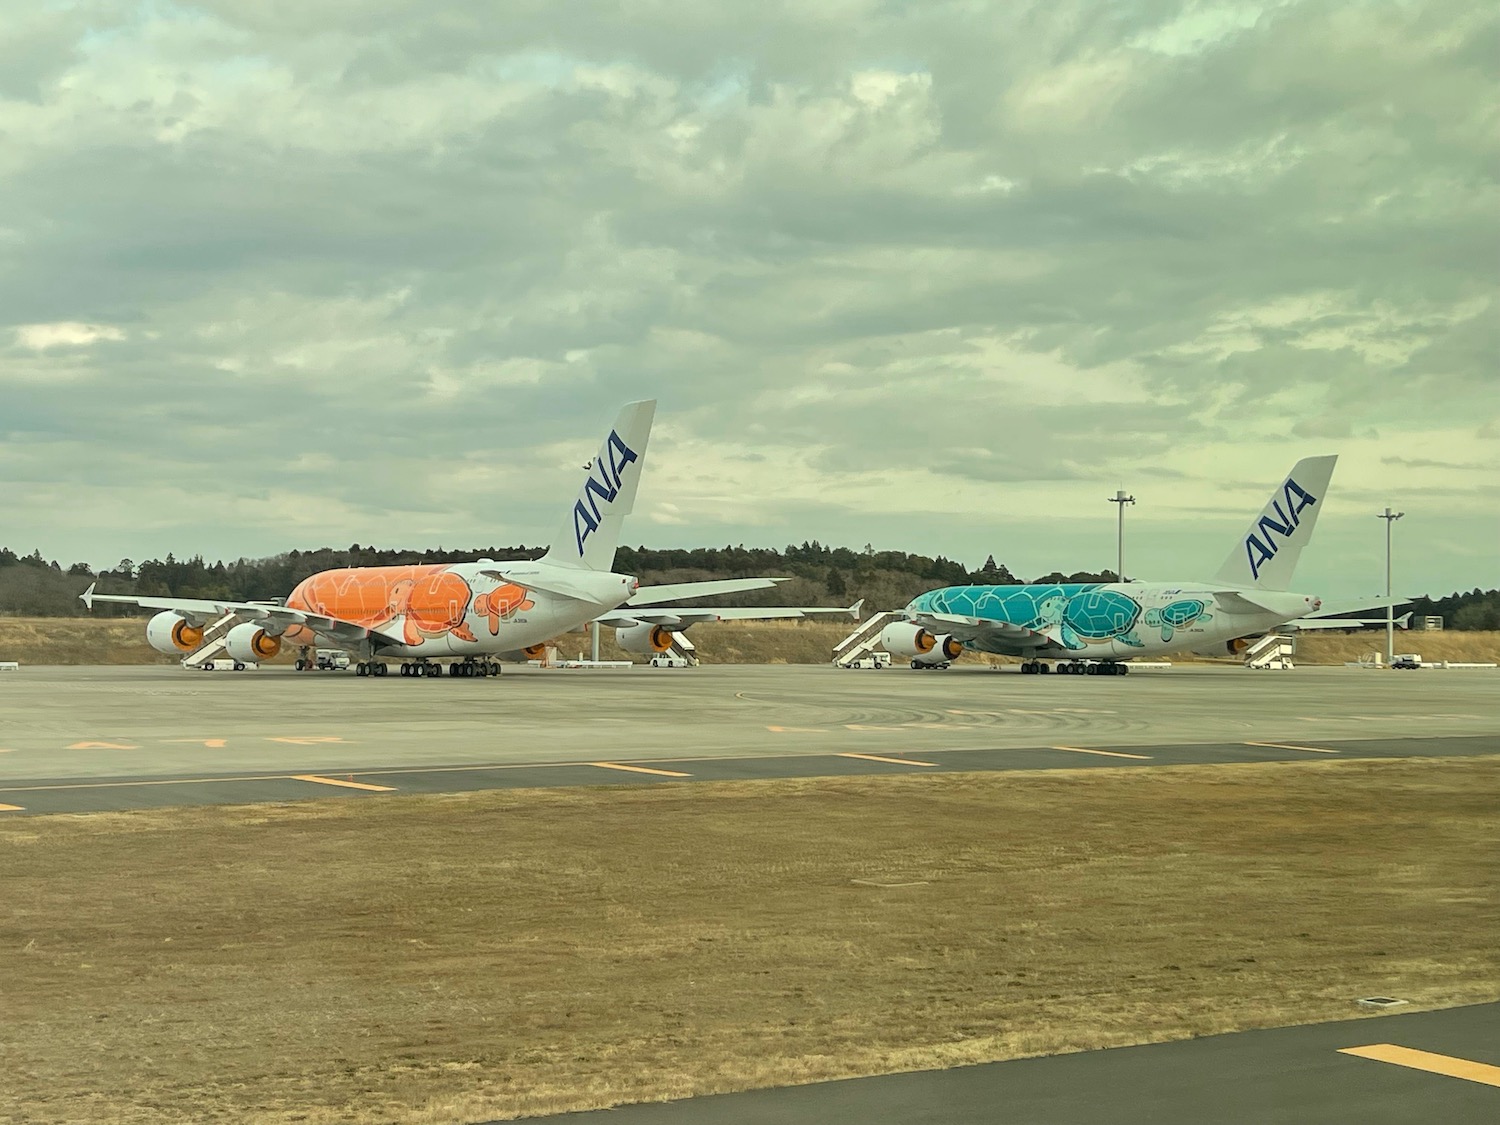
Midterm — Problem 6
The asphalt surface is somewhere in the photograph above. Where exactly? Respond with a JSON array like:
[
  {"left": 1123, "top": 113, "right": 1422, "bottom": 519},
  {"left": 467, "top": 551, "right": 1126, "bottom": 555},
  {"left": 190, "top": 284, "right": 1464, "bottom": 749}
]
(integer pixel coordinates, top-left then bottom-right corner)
[
  {"left": 537, "top": 1002, "right": 1500, "bottom": 1125},
  {"left": 2, "top": 663, "right": 1499, "bottom": 814}
]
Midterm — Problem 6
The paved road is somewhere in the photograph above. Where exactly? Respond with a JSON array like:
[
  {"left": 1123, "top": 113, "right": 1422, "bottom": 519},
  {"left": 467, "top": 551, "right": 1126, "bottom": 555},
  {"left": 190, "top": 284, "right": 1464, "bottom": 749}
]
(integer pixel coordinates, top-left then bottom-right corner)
[
  {"left": 1, "top": 731, "right": 1497, "bottom": 815},
  {"left": 2, "top": 664, "right": 1497, "bottom": 814},
  {"left": 537, "top": 1002, "right": 1500, "bottom": 1124}
]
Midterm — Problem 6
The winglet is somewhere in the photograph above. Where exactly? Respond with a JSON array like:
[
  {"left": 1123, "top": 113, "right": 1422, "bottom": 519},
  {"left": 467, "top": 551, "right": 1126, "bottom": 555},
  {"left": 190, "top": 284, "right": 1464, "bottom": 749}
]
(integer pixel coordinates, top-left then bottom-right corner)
[
  {"left": 80, "top": 582, "right": 96, "bottom": 611},
  {"left": 849, "top": 598, "right": 865, "bottom": 622}
]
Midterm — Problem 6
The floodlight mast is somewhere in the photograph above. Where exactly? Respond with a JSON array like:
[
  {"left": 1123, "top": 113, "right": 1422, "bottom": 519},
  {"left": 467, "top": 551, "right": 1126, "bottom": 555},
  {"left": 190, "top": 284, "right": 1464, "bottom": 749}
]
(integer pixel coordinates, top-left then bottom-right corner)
[
  {"left": 1379, "top": 507, "right": 1405, "bottom": 667},
  {"left": 1109, "top": 490, "right": 1136, "bottom": 582}
]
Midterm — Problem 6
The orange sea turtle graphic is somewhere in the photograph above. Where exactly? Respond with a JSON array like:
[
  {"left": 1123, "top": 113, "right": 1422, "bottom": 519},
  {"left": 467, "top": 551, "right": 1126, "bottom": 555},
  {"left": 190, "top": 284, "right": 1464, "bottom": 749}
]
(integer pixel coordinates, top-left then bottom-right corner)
[{"left": 472, "top": 583, "right": 535, "bottom": 635}]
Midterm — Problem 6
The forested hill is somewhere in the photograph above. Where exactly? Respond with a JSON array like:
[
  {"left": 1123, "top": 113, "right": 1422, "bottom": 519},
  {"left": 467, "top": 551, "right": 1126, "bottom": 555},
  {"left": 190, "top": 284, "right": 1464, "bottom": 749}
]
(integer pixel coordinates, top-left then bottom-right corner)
[{"left": 0, "top": 543, "right": 1494, "bottom": 627}]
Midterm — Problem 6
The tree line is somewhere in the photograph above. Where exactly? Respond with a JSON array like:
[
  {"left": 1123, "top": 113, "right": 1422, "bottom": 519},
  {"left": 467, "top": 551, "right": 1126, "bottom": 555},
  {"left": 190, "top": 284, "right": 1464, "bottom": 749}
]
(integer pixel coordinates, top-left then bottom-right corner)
[{"left": 0, "top": 543, "right": 1494, "bottom": 627}]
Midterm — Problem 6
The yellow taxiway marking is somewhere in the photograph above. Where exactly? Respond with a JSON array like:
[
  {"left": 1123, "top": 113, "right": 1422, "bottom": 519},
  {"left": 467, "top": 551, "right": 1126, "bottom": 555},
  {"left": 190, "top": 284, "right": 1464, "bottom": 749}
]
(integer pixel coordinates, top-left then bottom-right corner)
[
  {"left": 1244, "top": 740, "right": 1338, "bottom": 754},
  {"left": 767, "top": 725, "right": 830, "bottom": 733},
  {"left": 270, "top": 736, "right": 351, "bottom": 745},
  {"left": 67, "top": 741, "right": 139, "bottom": 751},
  {"left": 590, "top": 762, "right": 691, "bottom": 778},
  {"left": 1339, "top": 1044, "right": 1500, "bottom": 1088},
  {"left": 0, "top": 802, "right": 24, "bottom": 812},
  {"left": 291, "top": 775, "right": 396, "bottom": 792},
  {"left": 166, "top": 739, "right": 228, "bottom": 748},
  {"left": 1051, "top": 745, "right": 1152, "bottom": 760},
  {"left": 839, "top": 752, "right": 938, "bottom": 767}
]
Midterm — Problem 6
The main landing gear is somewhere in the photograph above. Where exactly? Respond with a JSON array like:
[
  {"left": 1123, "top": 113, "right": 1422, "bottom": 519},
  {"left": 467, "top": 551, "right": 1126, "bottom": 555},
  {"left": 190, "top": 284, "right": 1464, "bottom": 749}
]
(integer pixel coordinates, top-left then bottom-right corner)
[
  {"left": 353, "top": 661, "right": 388, "bottom": 677},
  {"left": 394, "top": 660, "right": 503, "bottom": 679},
  {"left": 1022, "top": 660, "right": 1129, "bottom": 676}
]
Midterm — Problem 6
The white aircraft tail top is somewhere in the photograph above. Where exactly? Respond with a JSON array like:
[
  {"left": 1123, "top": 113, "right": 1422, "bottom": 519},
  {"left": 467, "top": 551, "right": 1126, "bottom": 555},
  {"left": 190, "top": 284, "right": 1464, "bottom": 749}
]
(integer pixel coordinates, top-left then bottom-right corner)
[
  {"left": 542, "top": 399, "right": 657, "bottom": 572},
  {"left": 1213, "top": 454, "right": 1338, "bottom": 591}
]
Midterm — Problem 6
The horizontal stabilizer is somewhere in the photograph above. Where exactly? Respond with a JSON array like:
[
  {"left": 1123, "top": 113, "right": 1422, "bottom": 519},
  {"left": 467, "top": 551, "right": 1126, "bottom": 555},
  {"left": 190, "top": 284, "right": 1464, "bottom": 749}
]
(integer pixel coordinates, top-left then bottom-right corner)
[
  {"left": 628, "top": 578, "right": 785, "bottom": 606},
  {"left": 477, "top": 568, "right": 604, "bottom": 603}
]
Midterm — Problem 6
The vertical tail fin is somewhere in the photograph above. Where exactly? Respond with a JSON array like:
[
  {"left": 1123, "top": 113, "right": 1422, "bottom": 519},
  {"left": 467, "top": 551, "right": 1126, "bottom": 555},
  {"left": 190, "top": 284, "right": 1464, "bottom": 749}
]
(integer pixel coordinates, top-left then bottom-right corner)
[
  {"left": 541, "top": 400, "right": 656, "bottom": 572},
  {"left": 1213, "top": 454, "right": 1338, "bottom": 590}
]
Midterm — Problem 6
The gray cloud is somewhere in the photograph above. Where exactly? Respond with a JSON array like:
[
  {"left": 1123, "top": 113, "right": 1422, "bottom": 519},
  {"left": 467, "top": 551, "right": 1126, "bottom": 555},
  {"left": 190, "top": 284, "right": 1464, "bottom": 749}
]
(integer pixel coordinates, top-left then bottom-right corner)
[{"left": 0, "top": 0, "right": 1495, "bottom": 597}]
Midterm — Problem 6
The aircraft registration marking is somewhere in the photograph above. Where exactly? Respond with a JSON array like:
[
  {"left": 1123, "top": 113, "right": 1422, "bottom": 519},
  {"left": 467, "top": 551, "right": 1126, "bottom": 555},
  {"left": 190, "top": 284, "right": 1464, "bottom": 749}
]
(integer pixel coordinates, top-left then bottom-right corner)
[
  {"left": 1244, "top": 740, "right": 1338, "bottom": 754},
  {"left": 1338, "top": 1044, "right": 1500, "bottom": 1088},
  {"left": 590, "top": 762, "right": 690, "bottom": 778},
  {"left": 1050, "top": 745, "right": 1152, "bottom": 760},
  {"left": 839, "top": 753, "right": 937, "bottom": 767},
  {"left": 291, "top": 775, "right": 397, "bottom": 792}
]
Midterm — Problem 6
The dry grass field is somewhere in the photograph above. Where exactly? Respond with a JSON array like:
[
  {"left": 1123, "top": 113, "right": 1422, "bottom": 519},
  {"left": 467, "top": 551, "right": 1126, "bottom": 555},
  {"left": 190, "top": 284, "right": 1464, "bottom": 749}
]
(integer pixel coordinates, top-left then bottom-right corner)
[
  {"left": 6, "top": 614, "right": 1497, "bottom": 667},
  {"left": 2, "top": 757, "right": 1497, "bottom": 1125}
]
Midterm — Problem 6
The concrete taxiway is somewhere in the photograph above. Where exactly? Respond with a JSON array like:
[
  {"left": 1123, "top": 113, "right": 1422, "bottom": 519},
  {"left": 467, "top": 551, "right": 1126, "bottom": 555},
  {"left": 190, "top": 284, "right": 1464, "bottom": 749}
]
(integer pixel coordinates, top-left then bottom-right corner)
[
  {"left": 536, "top": 1002, "right": 1500, "bottom": 1125},
  {"left": 1, "top": 663, "right": 1498, "bottom": 814}
]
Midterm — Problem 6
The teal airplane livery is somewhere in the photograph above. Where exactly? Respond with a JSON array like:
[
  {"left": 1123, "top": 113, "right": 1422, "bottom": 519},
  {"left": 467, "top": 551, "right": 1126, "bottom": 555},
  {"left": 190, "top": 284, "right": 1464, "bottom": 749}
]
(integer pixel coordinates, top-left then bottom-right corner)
[{"left": 882, "top": 456, "right": 1342, "bottom": 675}]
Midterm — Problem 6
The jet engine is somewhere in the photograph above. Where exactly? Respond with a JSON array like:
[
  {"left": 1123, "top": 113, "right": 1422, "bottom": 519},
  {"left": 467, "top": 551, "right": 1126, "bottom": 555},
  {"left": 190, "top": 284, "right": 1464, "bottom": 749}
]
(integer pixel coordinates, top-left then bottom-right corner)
[
  {"left": 879, "top": 622, "right": 936, "bottom": 657},
  {"left": 498, "top": 643, "right": 549, "bottom": 662},
  {"left": 616, "top": 623, "right": 675, "bottom": 654},
  {"left": 911, "top": 634, "right": 964, "bottom": 666},
  {"left": 146, "top": 611, "right": 205, "bottom": 655},
  {"left": 224, "top": 622, "right": 283, "bottom": 663}
]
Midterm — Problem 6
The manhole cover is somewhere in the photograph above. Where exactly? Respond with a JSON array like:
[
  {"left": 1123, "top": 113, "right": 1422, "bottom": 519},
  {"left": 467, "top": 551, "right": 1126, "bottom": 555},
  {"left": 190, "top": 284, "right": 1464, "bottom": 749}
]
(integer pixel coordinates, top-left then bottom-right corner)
[{"left": 1356, "top": 997, "right": 1409, "bottom": 1010}]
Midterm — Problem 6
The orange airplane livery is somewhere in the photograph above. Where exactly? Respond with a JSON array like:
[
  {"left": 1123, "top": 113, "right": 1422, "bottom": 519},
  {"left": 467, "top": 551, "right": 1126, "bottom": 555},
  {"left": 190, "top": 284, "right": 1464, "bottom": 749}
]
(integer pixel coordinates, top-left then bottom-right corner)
[{"left": 82, "top": 401, "right": 859, "bottom": 677}]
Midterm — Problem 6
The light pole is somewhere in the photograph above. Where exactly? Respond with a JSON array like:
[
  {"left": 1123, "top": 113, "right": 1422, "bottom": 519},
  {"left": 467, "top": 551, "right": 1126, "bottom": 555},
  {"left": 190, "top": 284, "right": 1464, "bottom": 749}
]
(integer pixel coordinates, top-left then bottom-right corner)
[
  {"left": 1378, "top": 507, "right": 1404, "bottom": 667},
  {"left": 1108, "top": 490, "right": 1135, "bottom": 582}
]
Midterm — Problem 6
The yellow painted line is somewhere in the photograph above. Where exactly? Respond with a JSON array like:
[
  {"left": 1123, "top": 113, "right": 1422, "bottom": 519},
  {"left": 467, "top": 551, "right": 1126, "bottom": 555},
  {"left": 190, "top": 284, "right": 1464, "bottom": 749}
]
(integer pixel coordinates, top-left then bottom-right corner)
[
  {"left": 1339, "top": 1044, "right": 1500, "bottom": 1088},
  {"left": 1244, "top": 740, "right": 1339, "bottom": 754},
  {"left": 839, "top": 752, "right": 938, "bottom": 767},
  {"left": 67, "top": 741, "right": 139, "bottom": 750},
  {"left": 291, "top": 775, "right": 397, "bottom": 792},
  {"left": 1051, "top": 745, "right": 1152, "bottom": 760},
  {"left": 0, "top": 802, "right": 25, "bottom": 812},
  {"left": 590, "top": 762, "right": 691, "bottom": 778}
]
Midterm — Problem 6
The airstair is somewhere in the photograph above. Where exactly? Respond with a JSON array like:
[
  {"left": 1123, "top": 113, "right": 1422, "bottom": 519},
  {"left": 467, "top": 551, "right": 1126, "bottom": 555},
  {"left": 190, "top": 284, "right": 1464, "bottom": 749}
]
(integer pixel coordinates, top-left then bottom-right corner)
[
  {"left": 180, "top": 612, "right": 240, "bottom": 669},
  {"left": 833, "top": 611, "right": 899, "bottom": 668},
  {"left": 670, "top": 631, "right": 699, "bottom": 666},
  {"left": 1244, "top": 632, "right": 1295, "bottom": 670}
]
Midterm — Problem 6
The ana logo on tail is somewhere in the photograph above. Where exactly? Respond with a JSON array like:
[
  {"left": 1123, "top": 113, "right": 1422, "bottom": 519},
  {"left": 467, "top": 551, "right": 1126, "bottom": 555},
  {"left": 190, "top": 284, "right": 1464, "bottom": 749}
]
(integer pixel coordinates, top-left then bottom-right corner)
[
  {"left": 574, "top": 430, "right": 639, "bottom": 554},
  {"left": 1244, "top": 477, "right": 1319, "bottom": 580}
]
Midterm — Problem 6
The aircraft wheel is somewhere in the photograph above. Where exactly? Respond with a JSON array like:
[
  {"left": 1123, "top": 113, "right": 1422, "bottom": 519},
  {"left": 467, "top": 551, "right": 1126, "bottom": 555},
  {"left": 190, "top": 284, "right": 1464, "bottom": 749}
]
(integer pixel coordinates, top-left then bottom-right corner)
[
  {"left": 1119, "top": 663, "right": 1130, "bottom": 675},
  {"left": 355, "top": 663, "right": 367, "bottom": 677},
  {"left": 375, "top": 662, "right": 387, "bottom": 677},
  {"left": 489, "top": 663, "right": 501, "bottom": 676},
  {"left": 1085, "top": 663, "right": 1097, "bottom": 675},
  {"left": 294, "top": 659, "right": 305, "bottom": 671},
  {"left": 1040, "top": 663, "right": 1051, "bottom": 674}
]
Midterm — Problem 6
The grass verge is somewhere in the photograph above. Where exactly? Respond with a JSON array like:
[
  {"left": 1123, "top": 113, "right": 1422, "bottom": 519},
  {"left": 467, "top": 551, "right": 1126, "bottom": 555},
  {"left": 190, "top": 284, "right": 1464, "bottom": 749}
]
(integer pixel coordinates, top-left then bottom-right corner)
[{"left": 2, "top": 756, "right": 1497, "bottom": 1124}]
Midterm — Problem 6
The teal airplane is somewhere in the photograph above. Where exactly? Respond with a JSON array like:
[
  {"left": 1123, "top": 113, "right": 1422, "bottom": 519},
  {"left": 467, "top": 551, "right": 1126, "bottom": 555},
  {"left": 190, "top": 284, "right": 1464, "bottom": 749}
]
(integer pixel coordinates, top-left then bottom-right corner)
[{"left": 882, "top": 456, "right": 1344, "bottom": 675}]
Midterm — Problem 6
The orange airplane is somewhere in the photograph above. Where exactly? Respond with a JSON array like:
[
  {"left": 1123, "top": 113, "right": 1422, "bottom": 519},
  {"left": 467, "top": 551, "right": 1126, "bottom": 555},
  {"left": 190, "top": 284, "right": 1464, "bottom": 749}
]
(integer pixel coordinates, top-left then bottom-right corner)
[{"left": 83, "top": 401, "right": 857, "bottom": 677}]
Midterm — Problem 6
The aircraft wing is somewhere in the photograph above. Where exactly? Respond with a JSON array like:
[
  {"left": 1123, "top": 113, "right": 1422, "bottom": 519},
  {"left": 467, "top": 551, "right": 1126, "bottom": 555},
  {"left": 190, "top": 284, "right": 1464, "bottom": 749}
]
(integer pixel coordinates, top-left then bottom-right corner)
[
  {"left": 598, "top": 601, "right": 862, "bottom": 629},
  {"left": 915, "top": 612, "right": 1053, "bottom": 654},
  {"left": 78, "top": 584, "right": 406, "bottom": 646}
]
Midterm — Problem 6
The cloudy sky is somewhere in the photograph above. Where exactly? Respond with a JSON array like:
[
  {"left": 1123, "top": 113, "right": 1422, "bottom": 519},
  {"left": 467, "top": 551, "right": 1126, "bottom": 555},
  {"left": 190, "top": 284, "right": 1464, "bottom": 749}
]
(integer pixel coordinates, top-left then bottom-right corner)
[{"left": 2, "top": 0, "right": 1495, "bottom": 598}]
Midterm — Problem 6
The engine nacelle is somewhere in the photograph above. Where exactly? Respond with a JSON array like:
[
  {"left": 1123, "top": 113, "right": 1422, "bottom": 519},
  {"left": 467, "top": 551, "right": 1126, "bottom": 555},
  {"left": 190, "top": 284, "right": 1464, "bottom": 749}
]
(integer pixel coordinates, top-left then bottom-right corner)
[
  {"left": 498, "top": 643, "right": 549, "bottom": 662},
  {"left": 616, "top": 623, "right": 675, "bottom": 654},
  {"left": 879, "top": 622, "right": 936, "bottom": 658},
  {"left": 146, "top": 611, "right": 205, "bottom": 655},
  {"left": 224, "top": 622, "right": 283, "bottom": 663},
  {"left": 912, "top": 634, "right": 964, "bottom": 666}
]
